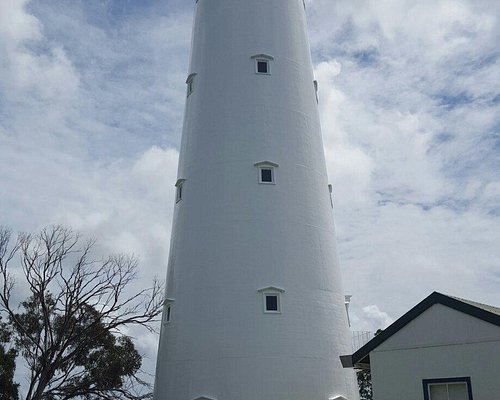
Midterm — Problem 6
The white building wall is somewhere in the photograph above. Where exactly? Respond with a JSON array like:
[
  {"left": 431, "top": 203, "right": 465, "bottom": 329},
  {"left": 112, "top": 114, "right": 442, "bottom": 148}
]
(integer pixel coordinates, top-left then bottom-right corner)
[
  {"left": 371, "top": 305, "right": 500, "bottom": 400},
  {"left": 376, "top": 304, "right": 500, "bottom": 350},
  {"left": 153, "top": 0, "right": 359, "bottom": 399}
]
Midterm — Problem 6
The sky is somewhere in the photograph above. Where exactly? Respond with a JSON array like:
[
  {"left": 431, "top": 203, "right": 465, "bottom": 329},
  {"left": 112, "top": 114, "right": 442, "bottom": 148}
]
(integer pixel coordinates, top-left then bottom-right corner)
[{"left": 1, "top": 0, "right": 499, "bottom": 392}]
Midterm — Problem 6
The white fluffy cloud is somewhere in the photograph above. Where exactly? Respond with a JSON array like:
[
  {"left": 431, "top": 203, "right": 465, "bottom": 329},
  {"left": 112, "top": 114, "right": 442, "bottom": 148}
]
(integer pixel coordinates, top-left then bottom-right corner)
[{"left": 307, "top": 0, "right": 500, "bottom": 327}]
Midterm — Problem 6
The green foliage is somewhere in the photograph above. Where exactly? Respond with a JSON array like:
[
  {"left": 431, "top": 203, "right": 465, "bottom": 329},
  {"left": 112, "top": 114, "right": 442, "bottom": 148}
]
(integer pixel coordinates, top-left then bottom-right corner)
[
  {"left": 0, "top": 317, "right": 19, "bottom": 400},
  {"left": 12, "top": 294, "right": 143, "bottom": 399},
  {"left": 357, "top": 369, "right": 372, "bottom": 400}
]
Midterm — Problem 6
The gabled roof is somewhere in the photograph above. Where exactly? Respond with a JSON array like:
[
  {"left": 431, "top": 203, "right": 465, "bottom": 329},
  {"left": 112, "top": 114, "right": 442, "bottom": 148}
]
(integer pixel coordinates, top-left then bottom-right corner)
[{"left": 341, "top": 291, "right": 500, "bottom": 368}]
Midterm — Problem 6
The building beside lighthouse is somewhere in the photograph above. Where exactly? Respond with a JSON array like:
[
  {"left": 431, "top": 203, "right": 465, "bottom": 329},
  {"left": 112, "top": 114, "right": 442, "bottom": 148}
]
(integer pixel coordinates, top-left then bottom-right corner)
[{"left": 153, "top": 0, "right": 359, "bottom": 399}]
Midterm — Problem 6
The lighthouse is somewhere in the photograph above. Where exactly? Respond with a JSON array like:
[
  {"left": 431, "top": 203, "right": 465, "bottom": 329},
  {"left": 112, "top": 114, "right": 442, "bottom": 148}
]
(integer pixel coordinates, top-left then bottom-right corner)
[{"left": 153, "top": 0, "right": 359, "bottom": 399}]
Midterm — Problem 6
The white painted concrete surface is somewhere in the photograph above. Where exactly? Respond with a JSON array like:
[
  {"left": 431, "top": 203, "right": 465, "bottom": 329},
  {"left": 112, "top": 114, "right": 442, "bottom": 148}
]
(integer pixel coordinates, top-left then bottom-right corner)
[
  {"left": 371, "top": 304, "right": 500, "bottom": 400},
  {"left": 153, "top": 0, "right": 358, "bottom": 399}
]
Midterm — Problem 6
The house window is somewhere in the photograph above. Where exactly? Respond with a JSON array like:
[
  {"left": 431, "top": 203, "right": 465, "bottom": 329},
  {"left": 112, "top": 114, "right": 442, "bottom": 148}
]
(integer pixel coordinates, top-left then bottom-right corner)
[
  {"left": 254, "top": 161, "right": 278, "bottom": 184},
  {"left": 175, "top": 178, "right": 186, "bottom": 203},
  {"left": 258, "top": 287, "right": 285, "bottom": 314},
  {"left": 186, "top": 73, "right": 197, "bottom": 97},
  {"left": 423, "top": 378, "right": 473, "bottom": 400},
  {"left": 251, "top": 54, "right": 274, "bottom": 75}
]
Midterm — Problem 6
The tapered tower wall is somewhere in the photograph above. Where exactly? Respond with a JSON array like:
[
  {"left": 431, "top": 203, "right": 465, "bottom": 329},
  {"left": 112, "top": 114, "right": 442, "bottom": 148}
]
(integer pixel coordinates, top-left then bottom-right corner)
[{"left": 154, "top": 0, "right": 359, "bottom": 399}]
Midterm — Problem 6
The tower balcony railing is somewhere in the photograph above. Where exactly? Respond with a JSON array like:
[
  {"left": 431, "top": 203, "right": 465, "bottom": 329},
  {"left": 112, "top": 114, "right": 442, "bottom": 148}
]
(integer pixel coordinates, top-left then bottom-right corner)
[{"left": 351, "top": 331, "right": 373, "bottom": 352}]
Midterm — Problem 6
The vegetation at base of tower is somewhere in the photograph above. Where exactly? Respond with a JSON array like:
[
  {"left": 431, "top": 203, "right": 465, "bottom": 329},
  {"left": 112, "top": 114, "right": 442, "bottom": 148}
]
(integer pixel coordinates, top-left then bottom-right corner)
[
  {"left": 0, "top": 226, "right": 164, "bottom": 400},
  {"left": 357, "top": 369, "right": 372, "bottom": 400},
  {"left": 357, "top": 329, "right": 383, "bottom": 400},
  {"left": 0, "top": 316, "right": 19, "bottom": 400}
]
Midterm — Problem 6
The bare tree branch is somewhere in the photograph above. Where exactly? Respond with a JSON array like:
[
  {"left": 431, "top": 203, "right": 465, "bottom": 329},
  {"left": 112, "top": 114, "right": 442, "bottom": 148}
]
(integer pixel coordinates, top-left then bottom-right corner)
[{"left": 0, "top": 226, "right": 164, "bottom": 400}]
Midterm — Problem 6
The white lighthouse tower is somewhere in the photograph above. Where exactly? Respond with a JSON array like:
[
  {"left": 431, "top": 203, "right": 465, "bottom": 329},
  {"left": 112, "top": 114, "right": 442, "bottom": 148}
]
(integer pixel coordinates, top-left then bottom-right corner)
[{"left": 153, "top": 1, "right": 359, "bottom": 399}]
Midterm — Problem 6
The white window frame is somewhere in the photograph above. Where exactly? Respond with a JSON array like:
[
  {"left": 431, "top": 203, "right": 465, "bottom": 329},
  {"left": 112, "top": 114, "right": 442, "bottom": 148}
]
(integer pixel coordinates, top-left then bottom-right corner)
[
  {"left": 254, "top": 161, "right": 279, "bottom": 185},
  {"left": 186, "top": 73, "right": 197, "bottom": 97},
  {"left": 163, "top": 298, "right": 175, "bottom": 325},
  {"left": 251, "top": 53, "right": 274, "bottom": 75},
  {"left": 175, "top": 178, "right": 186, "bottom": 203},
  {"left": 258, "top": 286, "right": 285, "bottom": 314},
  {"left": 423, "top": 377, "right": 473, "bottom": 400}
]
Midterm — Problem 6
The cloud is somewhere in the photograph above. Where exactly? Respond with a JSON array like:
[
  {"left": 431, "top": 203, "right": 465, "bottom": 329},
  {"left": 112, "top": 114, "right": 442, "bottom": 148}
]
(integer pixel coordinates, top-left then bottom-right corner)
[
  {"left": 307, "top": 0, "right": 500, "bottom": 323},
  {"left": 351, "top": 304, "right": 395, "bottom": 333}
]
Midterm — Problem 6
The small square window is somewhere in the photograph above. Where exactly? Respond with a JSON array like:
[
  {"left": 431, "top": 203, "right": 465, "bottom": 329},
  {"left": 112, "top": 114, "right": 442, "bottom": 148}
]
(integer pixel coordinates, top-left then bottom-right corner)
[
  {"left": 255, "top": 161, "right": 278, "bottom": 184},
  {"left": 265, "top": 295, "right": 279, "bottom": 312},
  {"left": 258, "top": 286, "right": 284, "bottom": 314},
  {"left": 260, "top": 168, "right": 273, "bottom": 183},
  {"left": 257, "top": 60, "right": 269, "bottom": 74}
]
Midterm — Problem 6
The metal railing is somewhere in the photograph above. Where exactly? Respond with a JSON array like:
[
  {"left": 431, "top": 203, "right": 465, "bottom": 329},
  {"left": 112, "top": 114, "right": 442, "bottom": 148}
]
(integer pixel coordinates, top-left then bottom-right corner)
[{"left": 352, "top": 331, "right": 373, "bottom": 352}]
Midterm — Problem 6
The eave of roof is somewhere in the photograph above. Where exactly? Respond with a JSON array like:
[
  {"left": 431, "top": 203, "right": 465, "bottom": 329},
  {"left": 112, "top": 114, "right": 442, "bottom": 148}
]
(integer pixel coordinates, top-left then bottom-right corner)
[{"left": 341, "top": 291, "right": 500, "bottom": 368}]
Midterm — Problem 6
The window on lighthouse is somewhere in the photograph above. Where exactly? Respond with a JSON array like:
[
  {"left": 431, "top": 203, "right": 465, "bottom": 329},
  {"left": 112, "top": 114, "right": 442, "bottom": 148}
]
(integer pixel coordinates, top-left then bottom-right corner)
[
  {"left": 258, "top": 287, "right": 284, "bottom": 313},
  {"left": 260, "top": 168, "right": 273, "bottom": 183},
  {"left": 163, "top": 298, "right": 175, "bottom": 324},
  {"left": 165, "top": 305, "right": 172, "bottom": 322},
  {"left": 265, "top": 295, "right": 279, "bottom": 312},
  {"left": 186, "top": 73, "right": 196, "bottom": 97},
  {"left": 251, "top": 54, "right": 273, "bottom": 75},
  {"left": 257, "top": 60, "right": 269, "bottom": 74},
  {"left": 255, "top": 161, "right": 278, "bottom": 184},
  {"left": 175, "top": 179, "right": 185, "bottom": 203}
]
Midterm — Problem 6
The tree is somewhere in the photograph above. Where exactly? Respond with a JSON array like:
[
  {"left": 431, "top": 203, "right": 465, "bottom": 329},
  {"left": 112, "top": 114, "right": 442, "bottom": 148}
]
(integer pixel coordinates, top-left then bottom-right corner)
[
  {"left": 357, "top": 329, "right": 382, "bottom": 400},
  {"left": 0, "top": 316, "right": 19, "bottom": 400},
  {"left": 357, "top": 369, "right": 372, "bottom": 400},
  {"left": 0, "top": 226, "right": 164, "bottom": 400}
]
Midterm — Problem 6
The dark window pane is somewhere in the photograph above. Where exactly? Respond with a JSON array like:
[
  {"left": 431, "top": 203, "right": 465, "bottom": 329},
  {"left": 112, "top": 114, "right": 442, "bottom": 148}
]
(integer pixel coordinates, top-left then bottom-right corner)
[
  {"left": 261, "top": 169, "right": 273, "bottom": 182},
  {"left": 257, "top": 61, "right": 268, "bottom": 73},
  {"left": 266, "top": 295, "right": 278, "bottom": 311},
  {"left": 176, "top": 185, "right": 182, "bottom": 202},
  {"left": 166, "top": 306, "right": 171, "bottom": 321}
]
